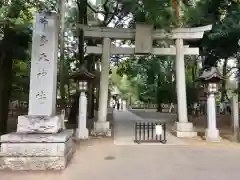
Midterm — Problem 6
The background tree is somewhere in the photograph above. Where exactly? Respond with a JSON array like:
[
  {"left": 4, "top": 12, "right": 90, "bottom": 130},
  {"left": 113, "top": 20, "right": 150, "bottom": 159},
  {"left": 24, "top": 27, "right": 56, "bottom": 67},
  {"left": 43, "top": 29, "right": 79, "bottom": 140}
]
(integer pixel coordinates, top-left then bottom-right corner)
[{"left": 1, "top": 0, "right": 240, "bottom": 134}]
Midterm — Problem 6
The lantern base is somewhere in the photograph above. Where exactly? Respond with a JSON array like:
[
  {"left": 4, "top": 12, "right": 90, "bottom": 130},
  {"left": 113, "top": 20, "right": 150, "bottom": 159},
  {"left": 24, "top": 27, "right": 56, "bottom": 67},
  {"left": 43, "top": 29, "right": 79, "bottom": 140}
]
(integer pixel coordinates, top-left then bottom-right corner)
[{"left": 205, "top": 128, "right": 220, "bottom": 142}]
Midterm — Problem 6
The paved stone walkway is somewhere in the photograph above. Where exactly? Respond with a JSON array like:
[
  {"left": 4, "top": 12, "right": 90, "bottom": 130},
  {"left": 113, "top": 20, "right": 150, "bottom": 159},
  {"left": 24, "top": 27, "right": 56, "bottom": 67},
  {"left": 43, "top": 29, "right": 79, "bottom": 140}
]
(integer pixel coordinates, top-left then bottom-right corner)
[
  {"left": 2, "top": 110, "right": 240, "bottom": 180},
  {"left": 2, "top": 138, "right": 240, "bottom": 180},
  {"left": 114, "top": 110, "right": 186, "bottom": 145}
]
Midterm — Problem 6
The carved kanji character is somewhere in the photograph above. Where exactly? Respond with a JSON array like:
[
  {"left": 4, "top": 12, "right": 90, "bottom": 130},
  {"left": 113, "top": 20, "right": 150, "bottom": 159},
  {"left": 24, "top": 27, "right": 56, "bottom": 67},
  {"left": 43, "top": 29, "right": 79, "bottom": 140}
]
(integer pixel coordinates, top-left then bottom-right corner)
[
  {"left": 39, "top": 16, "right": 48, "bottom": 29},
  {"left": 40, "top": 35, "right": 48, "bottom": 46},
  {"left": 39, "top": 53, "right": 50, "bottom": 63},
  {"left": 37, "top": 69, "right": 47, "bottom": 77},
  {"left": 35, "top": 90, "right": 47, "bottom": 100}
]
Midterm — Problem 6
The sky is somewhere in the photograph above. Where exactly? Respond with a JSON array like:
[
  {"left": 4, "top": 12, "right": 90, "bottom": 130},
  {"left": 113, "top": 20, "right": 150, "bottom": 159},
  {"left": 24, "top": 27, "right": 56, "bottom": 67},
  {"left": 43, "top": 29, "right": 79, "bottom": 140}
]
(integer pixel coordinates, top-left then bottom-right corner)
[{"left": 91, "top": 0, "right": 96, "bottom": 4}]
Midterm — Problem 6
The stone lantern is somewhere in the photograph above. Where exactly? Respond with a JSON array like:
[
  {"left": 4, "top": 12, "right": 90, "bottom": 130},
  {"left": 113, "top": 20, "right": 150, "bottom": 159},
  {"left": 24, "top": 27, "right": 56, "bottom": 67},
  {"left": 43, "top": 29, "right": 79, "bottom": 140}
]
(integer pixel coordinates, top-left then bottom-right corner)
[
  {"left": 196, "top": 67, "right": 224, "bottom": 142},
  {"left": 70, "top": 66, "right": 95, "bottom": 139}
]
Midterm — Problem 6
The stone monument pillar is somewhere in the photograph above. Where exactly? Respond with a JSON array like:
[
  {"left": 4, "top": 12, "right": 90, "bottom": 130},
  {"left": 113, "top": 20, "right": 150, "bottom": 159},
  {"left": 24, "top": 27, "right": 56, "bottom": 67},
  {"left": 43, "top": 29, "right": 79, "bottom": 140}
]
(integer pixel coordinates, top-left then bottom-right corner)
[{"left": 0, "top": 12, "right": 74, "bottom": 170}]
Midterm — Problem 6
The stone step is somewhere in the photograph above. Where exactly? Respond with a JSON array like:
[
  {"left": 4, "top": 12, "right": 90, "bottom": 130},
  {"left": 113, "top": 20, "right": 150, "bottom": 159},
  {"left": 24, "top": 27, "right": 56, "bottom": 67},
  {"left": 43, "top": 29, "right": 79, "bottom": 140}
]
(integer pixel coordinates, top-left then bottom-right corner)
[
  {"left": 0, "top": 148, "right": 74, "bottom": 170},
  {"left": 0, "top": 139, "right": 73, "bottom": 157},
  {"left": 0, "top": 129, "right": 74, "bottom": 143}
]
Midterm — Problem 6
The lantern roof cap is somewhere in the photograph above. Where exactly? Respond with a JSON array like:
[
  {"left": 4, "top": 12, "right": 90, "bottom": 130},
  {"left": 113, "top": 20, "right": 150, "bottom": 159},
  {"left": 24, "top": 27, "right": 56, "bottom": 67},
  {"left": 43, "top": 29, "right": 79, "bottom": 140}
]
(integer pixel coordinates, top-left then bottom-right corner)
[
  {"left": 196, "top": 67, "right": 224, "bottom": 82},
  {"left": 69, "top": 66, "right": 95, "bottom": 80}
]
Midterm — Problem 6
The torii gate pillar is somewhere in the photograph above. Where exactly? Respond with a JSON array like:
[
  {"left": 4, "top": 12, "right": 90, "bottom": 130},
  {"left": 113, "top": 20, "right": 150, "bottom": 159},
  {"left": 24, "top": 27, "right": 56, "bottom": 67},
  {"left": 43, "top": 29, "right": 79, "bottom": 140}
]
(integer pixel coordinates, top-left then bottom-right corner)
[
  {"left": 94, "top": 38, "right": 111, "bottom": 135},
  {"left": 174, "top": 38, "right": 197, "bottom": 137}
]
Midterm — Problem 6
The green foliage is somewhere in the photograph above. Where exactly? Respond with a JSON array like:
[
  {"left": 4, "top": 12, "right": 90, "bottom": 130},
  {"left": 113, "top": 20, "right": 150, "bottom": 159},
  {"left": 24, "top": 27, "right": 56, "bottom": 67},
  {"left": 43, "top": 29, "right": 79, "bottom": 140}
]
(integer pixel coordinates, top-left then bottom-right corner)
[
  {"left": 115, "top": 55, "right": 176, "bottom": 104},
  {"left": 127, "top": 0, "right": 177, "bottom": 29},
  {"left": 183, "top": 0, "right": 240, "bottom": 67},
  {"left": 11, "top": 59, "right": 30, "bottom": 101},
  {"left": 2, "top": 0, "right": 240, "bottom": 107},
  {"left": 110, "top": 67, "right": 138, "bottom": 102},
  {"left": 0, "top": 0, "right": 54, "bottom": 102}
]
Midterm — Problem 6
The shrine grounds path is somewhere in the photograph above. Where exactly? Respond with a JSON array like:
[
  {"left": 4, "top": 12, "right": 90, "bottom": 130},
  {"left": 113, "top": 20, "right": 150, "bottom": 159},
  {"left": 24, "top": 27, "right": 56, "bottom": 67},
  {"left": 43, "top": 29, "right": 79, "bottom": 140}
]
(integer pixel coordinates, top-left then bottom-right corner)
[{"left": 2, "top": 110, "right": 240, "bottom": 180}]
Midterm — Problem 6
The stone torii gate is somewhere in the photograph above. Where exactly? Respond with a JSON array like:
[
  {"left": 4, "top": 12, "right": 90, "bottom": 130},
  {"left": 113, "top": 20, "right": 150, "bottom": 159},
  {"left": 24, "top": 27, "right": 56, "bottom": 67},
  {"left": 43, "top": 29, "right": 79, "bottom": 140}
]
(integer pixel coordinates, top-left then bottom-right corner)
[{"left": 79, "top": 24, "right": 212, "bottom": 137}]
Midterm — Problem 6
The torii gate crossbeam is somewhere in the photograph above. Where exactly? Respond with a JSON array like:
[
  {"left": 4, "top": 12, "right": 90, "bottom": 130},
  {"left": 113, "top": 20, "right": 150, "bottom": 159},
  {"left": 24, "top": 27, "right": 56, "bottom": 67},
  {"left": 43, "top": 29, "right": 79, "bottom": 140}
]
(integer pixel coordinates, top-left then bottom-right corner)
[
  {"left": 86, "top": 46, "right": 199, "bottom": 55},
  {"left": 79, "top": 24, "right": 212, "bottom": 138}
]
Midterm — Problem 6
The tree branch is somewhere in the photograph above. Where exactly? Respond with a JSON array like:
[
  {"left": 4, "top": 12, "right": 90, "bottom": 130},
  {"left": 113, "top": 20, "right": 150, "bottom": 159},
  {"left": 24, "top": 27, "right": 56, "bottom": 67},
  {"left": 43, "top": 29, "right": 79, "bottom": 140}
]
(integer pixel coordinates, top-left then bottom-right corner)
[
  {"left": 105, "top": 2, "right": 119, "bottom": 25},
  {"left": 86, "top": 2, "right": 106, "bottom": 15},
  {"left": 114, "top": 14, "right": 131, "bottom": 26},
  {"left": 103, "top": 0, "right": 110, "bottom": 7},
  {"left": 226, "top": 66, "right": 239, "bottom": 75}
]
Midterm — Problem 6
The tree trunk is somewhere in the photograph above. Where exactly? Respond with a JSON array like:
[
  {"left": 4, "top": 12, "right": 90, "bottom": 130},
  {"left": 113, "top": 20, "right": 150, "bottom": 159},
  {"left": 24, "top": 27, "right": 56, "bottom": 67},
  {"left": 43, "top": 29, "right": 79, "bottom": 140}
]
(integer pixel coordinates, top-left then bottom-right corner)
[
  {"left": 221, "top": 58, "right": 228, "bottom": 102},
  {"left": 157, "top": 100, "right": 162, "bottom": 112},
  {"left": 59, "top": 0, "right": 67, "bottom": 110},
  {"left": 67, "top": 79, "right": 71, "bottom": 104},
  {"left": 191, "top": 60, "right": 198, "bottom": 102},
  {"left": 67, "top": 0, "right": 88, "bottom": 128},
  {"left": 91, "top": 86, "right": 95, "bottom": 115},
  {"left": 0, "top": 27, "right": 15, "bottom": 134},
  {"left": 87, "top": 83, "right": 92, "bottom": 118},
  {"left": 0, "top": 0, "right": 29, "bottom": 134},
  {"left": 191, "top": 61, "right": 196, "bottom": 87},
  {"left": 156, "top": 74, "right": 162, "bottom": 112},
  {"left": 86, "top": 54, "right": 96, "bottom": 119},
  {"left": 77, "top": 0, "right": 88, "bottom": 66},
  {"left": 95, "top": 85, "right": 100, "bottom": 111},
  {"left": 238, "top": 56, "right": 240, "bottom": 102}
]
